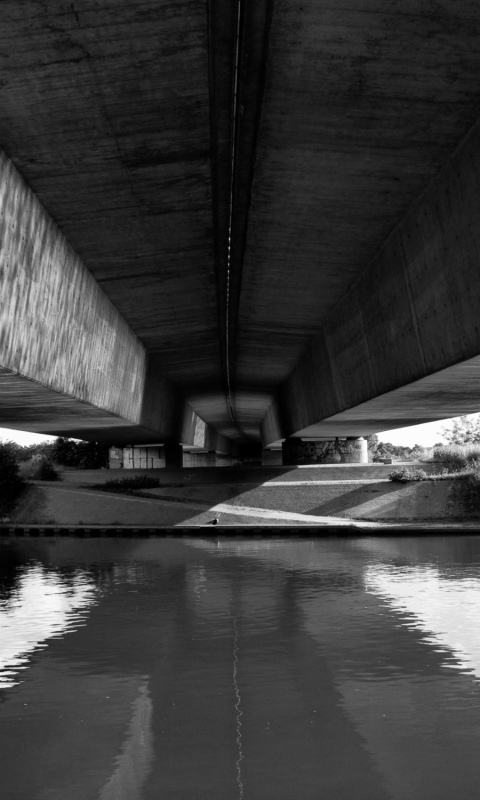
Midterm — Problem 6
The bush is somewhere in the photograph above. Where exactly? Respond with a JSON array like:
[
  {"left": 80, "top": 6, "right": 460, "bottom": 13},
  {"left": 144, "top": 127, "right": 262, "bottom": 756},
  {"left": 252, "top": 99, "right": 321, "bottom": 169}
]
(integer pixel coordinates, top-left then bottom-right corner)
[
  {"left": 433, "top": 444, "right": 480, "bottom": 473},
  {"left": 0, "top": 442, "right": 25, "bottom": 516},
  {"left": 389, "top": 468, "right": 410, "bottom": 482},
  {"left": 100, "top": 475, "right": 161, "bottom": 494},
  {"left": 35, "top": 458, "right": 60, "bottom": 481},
  {"left": 389, "top": 467, "right": 428, "bottom": 482},
  {"left": 19, "top": 456, "right": 60, "bottom": 481},
  {"left": 467, "top": 462, "right": 480, "bottom": 487}
]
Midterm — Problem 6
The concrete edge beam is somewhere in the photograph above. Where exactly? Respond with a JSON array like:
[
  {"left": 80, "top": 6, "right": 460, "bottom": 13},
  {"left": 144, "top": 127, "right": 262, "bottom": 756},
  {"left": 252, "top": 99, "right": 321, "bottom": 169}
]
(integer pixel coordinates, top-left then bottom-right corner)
[
  {"left": 0, "top": 149, "right": 228, "bottom": 449},
  {"left": 261, "top": 119, "right": 480, "bottom": 444}
]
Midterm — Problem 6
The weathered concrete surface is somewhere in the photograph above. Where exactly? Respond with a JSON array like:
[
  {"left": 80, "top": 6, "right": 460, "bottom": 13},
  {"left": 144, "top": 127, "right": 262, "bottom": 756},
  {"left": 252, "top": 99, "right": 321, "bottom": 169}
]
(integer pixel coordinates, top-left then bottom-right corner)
[
  {"left": 0, "top": 0, "right": 234, "bottom": 438},
  {"left": 0, "top": 150, "right": 233, "bottom": 450},
  {"left": 2, "top": 2, "right": 480, "bottom": 444},
  {"left": 236, "top": 0, "right": 480, "bottom": 434},
  {"left": 262, "top": 121, "right": 480, "bottom": 443}
]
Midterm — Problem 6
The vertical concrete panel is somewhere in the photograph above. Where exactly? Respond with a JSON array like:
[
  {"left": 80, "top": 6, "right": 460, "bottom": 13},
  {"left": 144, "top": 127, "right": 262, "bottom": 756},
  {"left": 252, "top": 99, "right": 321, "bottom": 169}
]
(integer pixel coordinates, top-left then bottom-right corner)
[
  {"left": 278, "top": 363, "right": 308, "bottom": 432},
  {"left": 360, "top": 232, "right": 427, "bottom": 392},
  {"left": 139, "top": 356, "right": 181, "bottom": 437},
  {"left": 402, "top": 123, "right": 480, "bottom": 372},
  {"left": 324, "top": 292, "right": 375, "bottom": 410},
  {"left": 275, "top": 335, "right": 338, "bottom": 438},
  {"left": 261, "top": 398, "right": 283, "bottom": 445}
]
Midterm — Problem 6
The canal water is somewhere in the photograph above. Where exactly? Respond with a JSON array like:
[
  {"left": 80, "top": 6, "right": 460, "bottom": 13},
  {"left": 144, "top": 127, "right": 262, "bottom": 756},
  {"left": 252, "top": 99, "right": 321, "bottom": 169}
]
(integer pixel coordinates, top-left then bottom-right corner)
[{"left": 1, "top": 536, "right": 480, "bottom": 799}]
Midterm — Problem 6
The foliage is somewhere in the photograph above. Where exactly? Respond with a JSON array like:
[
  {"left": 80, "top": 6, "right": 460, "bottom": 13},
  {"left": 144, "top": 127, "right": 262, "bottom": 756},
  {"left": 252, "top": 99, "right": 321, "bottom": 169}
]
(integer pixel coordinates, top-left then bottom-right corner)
[
  {"left": 441, "top": 414, "right": 480, "bottom": 445},
  {"left": 433, "top": 444, "right": 480, "bottom": 473},
  {"left": 388, "top": 467, "right": 429, "bottom": 482},
  {"left": 16, "top": 442, "right": 56, "bottom": 462},
  {"left": 99, "top": 475, "right": 161, "bottom": 494},
  {"left": 368, "top": 435, "right": 430, "bottom": 463},
  {"left": 51, "top": 437, "right": 109, "bottom": 469},
  {"left": 453, "top": 464, "right": 480, "bottom": 515},
  {"left": 0, "top": 442, "right": 26, "bottom": 516},
  {"left": 36, "top": 459, "right": 59, "bottom": 481},
  {"left": 19, "top": 456, "right": 60, "bottom": 481}
]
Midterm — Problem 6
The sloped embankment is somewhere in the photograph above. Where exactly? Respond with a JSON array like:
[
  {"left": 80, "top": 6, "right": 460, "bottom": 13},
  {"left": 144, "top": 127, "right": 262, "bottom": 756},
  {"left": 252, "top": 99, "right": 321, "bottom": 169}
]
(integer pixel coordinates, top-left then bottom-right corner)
[{"left": 9, "top": 464, "right": 477, "bottom": 525}]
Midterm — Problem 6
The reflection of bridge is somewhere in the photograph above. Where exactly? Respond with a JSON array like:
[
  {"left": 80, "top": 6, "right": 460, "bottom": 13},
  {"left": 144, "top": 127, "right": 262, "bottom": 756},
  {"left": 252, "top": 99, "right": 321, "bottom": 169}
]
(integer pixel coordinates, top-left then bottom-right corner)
[
  {"left": 2, "top": 3, "right": 480, "bottom": 463},
  {"left": 3, "top": 536, "right": 480, "bottom": 798}
]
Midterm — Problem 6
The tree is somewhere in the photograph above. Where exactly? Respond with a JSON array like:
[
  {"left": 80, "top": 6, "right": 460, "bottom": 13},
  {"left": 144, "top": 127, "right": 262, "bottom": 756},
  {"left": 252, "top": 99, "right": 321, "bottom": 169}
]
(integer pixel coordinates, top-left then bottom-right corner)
[
  {"left": 441, "top": 414, "right": 480, "bottom": 445},
  {"left": 51, "top": 437, "right": 109, "bottom": 469},
  {"left": 51, "top": 437, "right": 79, "bottom": 466},
  {"left": 0, "top": 442, "right": 24, "bottom": 515}
]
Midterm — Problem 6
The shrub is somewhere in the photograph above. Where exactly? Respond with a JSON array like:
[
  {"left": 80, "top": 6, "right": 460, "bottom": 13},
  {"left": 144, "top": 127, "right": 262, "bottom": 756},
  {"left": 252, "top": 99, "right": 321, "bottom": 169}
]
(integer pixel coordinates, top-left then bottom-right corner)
[
  {"left": 388, "top": 468, "right": 410, "bottom": 482},
  {"left": 388, "top": 467, "right": 428, "bottom": 482},
  {"left": 409, "top": 469, "right": 429, "bottom": 481},
  {"left": 433, "top": 444, "right": 480, "bottom": 473},
  {"left": 35, "top": 458, "right": 60, "bottom": 481},
  {"left": 19, "top": 457, "right": 60, "bottom": 481},
  {"left": 100, "top": 475, "right": 161, "bottom": 494}
]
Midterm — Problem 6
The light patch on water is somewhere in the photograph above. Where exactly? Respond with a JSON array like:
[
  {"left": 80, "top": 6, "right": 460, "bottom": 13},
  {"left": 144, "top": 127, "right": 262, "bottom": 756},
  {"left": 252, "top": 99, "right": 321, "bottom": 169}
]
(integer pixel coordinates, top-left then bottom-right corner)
[
  {"left": 99, "top": 682, "right": 153, "bottom": 800},
  {"left": 365, "top": 564, "right": 480, "bottom": 679},
  {"left": 0, "top": 564, "right": 97, "bottom": 688}
]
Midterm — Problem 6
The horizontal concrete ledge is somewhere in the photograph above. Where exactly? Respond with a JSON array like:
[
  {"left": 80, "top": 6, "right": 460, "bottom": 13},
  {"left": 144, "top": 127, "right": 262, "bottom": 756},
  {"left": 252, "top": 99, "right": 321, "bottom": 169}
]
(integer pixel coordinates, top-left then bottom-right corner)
[
  {"left": 2, "top": 524, "right": 480, "bottom": 536},
  {"left": 294, "top": 355, "right": 480, "bottom": 439}
]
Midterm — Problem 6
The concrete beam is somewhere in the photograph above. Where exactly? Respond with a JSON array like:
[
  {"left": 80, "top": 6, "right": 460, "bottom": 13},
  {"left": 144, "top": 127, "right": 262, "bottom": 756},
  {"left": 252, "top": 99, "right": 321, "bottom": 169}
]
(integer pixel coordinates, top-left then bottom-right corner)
[
  {"left": 0, "top": 149, "right": 229, "bottom": 449},
  {"left": 261, "top": 120, "right": 480, "bottom": 444}
]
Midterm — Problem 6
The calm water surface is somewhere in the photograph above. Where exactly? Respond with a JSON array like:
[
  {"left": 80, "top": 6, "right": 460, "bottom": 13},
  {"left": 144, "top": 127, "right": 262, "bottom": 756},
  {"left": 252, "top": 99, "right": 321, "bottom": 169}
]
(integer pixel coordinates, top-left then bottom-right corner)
[{"left": 1, "top": 535, "right": 480, "bottom": 799}]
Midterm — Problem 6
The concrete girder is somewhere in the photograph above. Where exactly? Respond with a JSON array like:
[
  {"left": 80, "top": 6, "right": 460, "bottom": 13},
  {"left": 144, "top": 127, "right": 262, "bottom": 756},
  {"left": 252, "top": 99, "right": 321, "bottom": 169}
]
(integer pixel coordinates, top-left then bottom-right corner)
[
  {"left": 261, "top": 120, "right": 480, "bottom": 445},
  {"left": 0, "top": 149, "right": 235, "bottom": 452}
]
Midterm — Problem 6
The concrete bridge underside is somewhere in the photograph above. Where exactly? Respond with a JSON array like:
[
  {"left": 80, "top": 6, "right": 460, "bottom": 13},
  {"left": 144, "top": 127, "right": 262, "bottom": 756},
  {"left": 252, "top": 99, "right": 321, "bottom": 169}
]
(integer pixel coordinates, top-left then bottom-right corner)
[{"left": 2, "top": 0, "right": 480, "bottom": 451}]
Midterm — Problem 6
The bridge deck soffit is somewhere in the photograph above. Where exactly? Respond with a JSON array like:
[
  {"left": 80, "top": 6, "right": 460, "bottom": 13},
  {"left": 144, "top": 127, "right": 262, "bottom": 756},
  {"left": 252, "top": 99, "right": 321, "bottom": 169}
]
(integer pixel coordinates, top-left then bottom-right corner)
[{"left": 1, "top": 2, "right": 480, "bottom": 442}]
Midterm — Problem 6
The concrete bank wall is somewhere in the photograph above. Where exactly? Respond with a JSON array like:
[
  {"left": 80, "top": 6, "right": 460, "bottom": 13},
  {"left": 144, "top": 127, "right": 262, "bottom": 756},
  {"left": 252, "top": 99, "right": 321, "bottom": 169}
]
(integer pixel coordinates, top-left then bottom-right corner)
[
  {"left": 141, "top": 475, "right": 471, "bottom": 521},
  {"left": 0, "top": 150, "right": 224, "bottom": 447},
  {"left": 262, "top": 120, "right": 480, "bottom": 444}
]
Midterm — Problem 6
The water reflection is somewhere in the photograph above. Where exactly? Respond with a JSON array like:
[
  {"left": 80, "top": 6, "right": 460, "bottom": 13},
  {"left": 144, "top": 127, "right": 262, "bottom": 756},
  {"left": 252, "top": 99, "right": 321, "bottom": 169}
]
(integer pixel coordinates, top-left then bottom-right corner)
[
  {"left": 365, "top": 563, "right": 480, "bottom": 679},
  {"left": 1, "top": 537, "right": 480, "bottom": 799},
  {"left": 0, "top": 563, "right": 97, "bottom": 687}
]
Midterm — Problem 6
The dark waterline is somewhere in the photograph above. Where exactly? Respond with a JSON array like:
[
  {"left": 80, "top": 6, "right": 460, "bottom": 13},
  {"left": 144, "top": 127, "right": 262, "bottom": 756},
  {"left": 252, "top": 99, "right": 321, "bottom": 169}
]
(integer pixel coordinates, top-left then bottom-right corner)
[{"left": 1, "top": 536, "right": 480, "bottom": 799}]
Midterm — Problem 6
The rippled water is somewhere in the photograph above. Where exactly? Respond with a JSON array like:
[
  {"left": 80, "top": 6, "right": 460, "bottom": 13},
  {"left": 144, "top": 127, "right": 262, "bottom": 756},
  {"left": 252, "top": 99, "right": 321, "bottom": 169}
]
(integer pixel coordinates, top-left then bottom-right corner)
[{"left": 2, "top": 535, "right": 480, "bottom": 799}]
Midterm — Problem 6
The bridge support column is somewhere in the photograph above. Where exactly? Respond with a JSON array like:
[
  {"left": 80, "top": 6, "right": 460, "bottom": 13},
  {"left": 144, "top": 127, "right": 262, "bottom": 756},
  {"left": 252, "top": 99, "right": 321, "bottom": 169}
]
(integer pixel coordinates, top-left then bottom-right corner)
[{"left": 282, "top": 437, "right": 368, "bottom": 465}]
